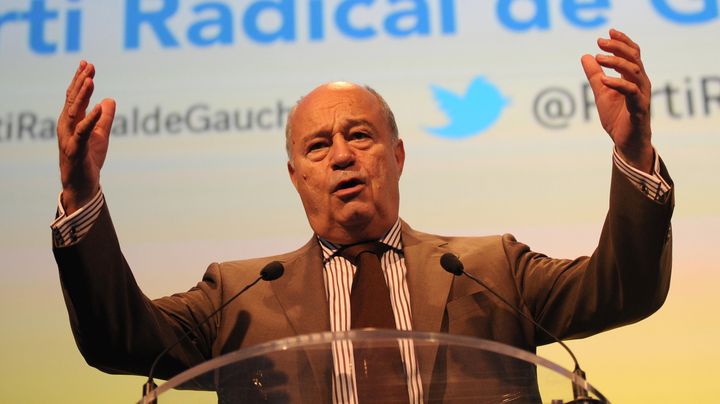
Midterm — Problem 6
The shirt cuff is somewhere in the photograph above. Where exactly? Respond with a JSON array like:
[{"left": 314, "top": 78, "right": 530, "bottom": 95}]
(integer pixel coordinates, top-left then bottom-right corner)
[
  {"left": 612, "top": 147, "right": 671, "bottom": 202},
  {"left": 51, "top": 189, "right": 105, "bottom": 247}
]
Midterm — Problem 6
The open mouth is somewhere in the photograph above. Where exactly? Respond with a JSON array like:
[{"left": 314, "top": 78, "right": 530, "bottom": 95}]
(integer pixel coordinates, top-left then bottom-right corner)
[
  {"left": 336, "top": 178, "right": 363, "bottom": 191},
  {"left": 333, "top": 178, "right": 365, "bottom": 197}
]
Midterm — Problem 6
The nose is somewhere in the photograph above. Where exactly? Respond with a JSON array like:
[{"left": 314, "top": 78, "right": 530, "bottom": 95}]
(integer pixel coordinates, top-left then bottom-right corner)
[{"left": 329, "top": 135, "right": 355, "bottom": 170}]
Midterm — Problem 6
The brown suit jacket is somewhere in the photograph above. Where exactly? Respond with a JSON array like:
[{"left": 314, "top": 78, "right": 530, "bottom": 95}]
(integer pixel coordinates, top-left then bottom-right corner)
[{"left": 54, "top": 164, "right": 673, "bottom": 402}]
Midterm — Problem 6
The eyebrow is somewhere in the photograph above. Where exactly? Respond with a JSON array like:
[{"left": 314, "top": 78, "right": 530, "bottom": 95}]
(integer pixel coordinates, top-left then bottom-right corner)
[
  {"left": 303, "top": 118, "right": 379, "bottom": 142},
  {"left": 344, "top": 118, "right": 378, "bottom": 132}
]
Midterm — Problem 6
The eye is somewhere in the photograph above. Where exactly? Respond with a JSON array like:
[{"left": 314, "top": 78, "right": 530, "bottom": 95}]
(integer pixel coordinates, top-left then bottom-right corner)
[
  {"left": 307, "top": 141, "right": 327, "bottom": 152},
  {"left": 305, "top": 139, "right": 330, "bottom": 160},
  {"left": 350, "top": 131, "right": 370, "bottom": 141}
]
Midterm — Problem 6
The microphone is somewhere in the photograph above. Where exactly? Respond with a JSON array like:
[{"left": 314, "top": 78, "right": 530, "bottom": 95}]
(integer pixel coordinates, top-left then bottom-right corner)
[
  {"left": 260, "top": 261, "right": 284, "bottom": 281},
  {"left": 142, "top": 261, "right": 285, "bottom": 403},
  {"left": 440, "top": 253, "right": 600, "bottom": 404},
  {"left": 440, "top": 253, "right": 464, "bottom": 275}
]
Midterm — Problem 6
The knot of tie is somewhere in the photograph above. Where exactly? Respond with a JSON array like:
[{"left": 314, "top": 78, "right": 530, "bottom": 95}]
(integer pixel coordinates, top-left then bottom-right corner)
[{"left": 338, "top": 241, "right": 390, "bottom": 266}]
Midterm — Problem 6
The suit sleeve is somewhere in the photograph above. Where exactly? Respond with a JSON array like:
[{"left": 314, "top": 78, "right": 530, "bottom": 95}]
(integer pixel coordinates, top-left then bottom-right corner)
[
  {"left": 53, "top": 204, "right": 223, "bottom": 380},
  {"left": 505, "top": 162, "right": 674, "bottom": 344}
]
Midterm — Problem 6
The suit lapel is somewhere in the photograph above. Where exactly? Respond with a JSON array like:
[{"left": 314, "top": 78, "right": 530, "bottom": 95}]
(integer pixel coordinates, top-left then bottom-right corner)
[
  {"left": 270, "top": 237, "right": 332, "bottom": 402},
  {"left": 402, "top": 221, "right": 454, "bottom": 333},
  {"left": 402, "top": 221, "right": 455, "bottom": 389},
  {"left": 270, "top": 238, "right": 329, "bottom": 335}
]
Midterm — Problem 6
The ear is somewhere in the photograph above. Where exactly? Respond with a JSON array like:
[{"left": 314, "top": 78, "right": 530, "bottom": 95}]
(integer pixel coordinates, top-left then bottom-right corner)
[
  {"left": 394, "top": 138, "right": 405, "bottom": 177},
  {"left": 287, "top": 160, "right": 299, "bottom": 190}
]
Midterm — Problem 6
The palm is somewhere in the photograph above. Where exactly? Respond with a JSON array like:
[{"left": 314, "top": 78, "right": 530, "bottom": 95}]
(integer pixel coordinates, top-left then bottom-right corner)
[
  {"left": 60, "top": 113, "right": 109, "bottom": 183},
  {"left": 594, "top": 85, "right": 637, "bottom": 149}
]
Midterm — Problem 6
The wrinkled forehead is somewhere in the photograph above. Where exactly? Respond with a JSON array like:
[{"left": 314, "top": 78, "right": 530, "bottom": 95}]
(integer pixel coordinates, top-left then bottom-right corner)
[{"left": 291, "top": 83, "right": 385, "bottom": 134}]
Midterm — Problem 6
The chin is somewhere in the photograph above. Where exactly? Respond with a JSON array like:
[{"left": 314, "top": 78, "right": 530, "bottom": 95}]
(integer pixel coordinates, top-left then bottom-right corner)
[{"left": 338, "top": 207, "right": 376, "bottom": 228}]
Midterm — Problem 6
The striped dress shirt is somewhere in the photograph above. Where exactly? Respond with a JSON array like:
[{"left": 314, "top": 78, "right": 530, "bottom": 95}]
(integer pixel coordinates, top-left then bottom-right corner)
[{"left": 318, "top": 220, "right": 423, "bottom": 403}]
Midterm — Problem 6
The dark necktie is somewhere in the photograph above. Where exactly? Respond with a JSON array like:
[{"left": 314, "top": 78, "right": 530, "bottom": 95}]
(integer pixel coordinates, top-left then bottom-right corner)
[{"left": 340, "top": 241, "right": 409, "bottom": 403}]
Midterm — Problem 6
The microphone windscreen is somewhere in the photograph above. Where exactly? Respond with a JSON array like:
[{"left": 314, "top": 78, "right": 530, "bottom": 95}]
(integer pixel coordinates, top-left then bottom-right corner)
[
  {"left": 440, "top": 253, "right": 464, "bottom": 276},
  {"left": 260, "top": 261, "right": 285, "bottom": 281}
]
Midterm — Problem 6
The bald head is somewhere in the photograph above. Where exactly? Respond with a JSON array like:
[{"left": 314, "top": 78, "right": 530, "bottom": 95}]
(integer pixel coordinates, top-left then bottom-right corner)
[{"left": 285, "top": 82, "right": 398, "bottom": 163}]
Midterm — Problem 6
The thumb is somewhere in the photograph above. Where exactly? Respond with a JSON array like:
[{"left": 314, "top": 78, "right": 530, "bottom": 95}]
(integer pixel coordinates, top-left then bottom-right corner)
[{"left": 96, "top": 98, "right": 116, "bottom": 138}]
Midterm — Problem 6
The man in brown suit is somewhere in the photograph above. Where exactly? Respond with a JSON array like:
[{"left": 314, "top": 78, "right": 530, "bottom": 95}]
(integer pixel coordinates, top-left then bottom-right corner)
[{"left": 53, "top": 29, "right": 672, "bottom": 402}]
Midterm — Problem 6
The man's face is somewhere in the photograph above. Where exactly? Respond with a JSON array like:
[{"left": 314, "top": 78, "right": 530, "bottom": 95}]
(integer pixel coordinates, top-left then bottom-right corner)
[{"left": 287, "top": 83, "right": 405, "bottom": 244}]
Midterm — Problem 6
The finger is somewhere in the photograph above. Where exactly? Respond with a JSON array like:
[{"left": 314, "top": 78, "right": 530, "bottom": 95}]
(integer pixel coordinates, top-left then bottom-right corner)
[
  {"left": 63, "top": 63, "right": 95, "bottom": 119},
  {"left": 597, "top": 36, "right": 644, "bottom": 69},
  {"left": 600, "top": 76, "right": 643, "bottom": 109},
  {"left": 64, "top": 61, "right": 87, "bottom": 102},
  {"left": 66, "top": 62, "right": 95, "bottom": 105},
  {"left": 609, "top": 28, "right": 640, "bottom": 54},
  {"left": 65, "top": 77, "right": 94, "bottom": 128},
  {"left": 74, "top": 103, "right": 103, "bottom": 144},
  {"left": 595, "top": 54, "right": 649, "bottom": 92},
  {"left": 95, "top": 98, "right": 117, "bottom": 138},
  {"left": 76, "top": 76, "right": 94, "bottom": 118},
  {"left": 60, "top": 62, "right": 86, "bottom": 124}
]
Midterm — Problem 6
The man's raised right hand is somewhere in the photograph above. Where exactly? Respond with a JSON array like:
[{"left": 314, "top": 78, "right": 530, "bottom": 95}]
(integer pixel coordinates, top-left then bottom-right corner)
[{"left": 57, "top": 61, "right": 116, "bottom": 215}]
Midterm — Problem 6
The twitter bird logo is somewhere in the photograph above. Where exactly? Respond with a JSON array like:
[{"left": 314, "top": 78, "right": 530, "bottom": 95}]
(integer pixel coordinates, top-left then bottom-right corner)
[{"left": 426, "top": 77, "right": 508, "bottom": 139}]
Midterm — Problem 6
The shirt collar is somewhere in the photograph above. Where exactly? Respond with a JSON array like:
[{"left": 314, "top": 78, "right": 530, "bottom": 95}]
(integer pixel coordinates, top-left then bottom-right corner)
[{"left": 317, "top": 218, "right": 403, "bottom": 261}]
